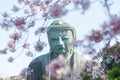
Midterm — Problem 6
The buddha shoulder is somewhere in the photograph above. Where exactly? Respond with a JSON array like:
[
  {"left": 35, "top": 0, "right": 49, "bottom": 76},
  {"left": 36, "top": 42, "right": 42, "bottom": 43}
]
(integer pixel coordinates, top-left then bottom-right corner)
[{"left": 29, "top": 53, "right": 50, "bottom": 66}]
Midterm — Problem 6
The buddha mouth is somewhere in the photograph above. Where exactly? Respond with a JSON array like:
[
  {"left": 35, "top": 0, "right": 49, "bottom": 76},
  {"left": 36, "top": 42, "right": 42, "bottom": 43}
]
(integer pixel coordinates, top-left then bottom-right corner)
[
  {"left": 55, "top": 46, "right": 64, "bottom": 51},
  {"left": 58, "top": 47, "right": 64, "bottom": 50}
]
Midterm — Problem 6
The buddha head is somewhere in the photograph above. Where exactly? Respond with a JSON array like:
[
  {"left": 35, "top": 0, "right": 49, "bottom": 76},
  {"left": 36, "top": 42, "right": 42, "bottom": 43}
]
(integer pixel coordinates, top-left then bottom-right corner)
[{"left": 47, "top": 20, "right": 76, "bottom": 58}]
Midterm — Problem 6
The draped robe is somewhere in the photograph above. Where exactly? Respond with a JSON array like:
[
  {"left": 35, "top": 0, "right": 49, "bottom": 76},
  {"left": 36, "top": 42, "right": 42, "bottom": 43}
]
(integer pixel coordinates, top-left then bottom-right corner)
[{"left": 27, "top": 52, "right": 91, "bottom": 80}]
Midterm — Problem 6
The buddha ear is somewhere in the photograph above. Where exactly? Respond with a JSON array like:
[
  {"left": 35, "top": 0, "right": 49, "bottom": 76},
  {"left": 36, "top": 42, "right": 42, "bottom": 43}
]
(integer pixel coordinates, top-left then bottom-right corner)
[{"left": 72, "top": 37, "right": 76, "bottom": 42}]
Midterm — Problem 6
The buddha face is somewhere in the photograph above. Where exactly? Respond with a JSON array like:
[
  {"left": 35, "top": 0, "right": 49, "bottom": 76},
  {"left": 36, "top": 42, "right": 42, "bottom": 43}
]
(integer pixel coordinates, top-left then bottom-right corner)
[{"left": 48, "top": 30, "right": 74, "bottom": 57}]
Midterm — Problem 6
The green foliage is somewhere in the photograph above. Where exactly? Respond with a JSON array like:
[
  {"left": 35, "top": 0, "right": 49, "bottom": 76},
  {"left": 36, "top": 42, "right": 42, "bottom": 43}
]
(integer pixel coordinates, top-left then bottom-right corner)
[
  {"left": 81, "top": 70, "right": 102, "bottom": 80},
  {"left": 81, "top": 70, "right": 88, "bottom": 80},
  {"left": 91, "top": 76, "right": 102, "bottom": 80},
  {"left": 102, "top": 44, "right": 120, "bottom": 80},
  {"left": 107, "top": 67, "right": 120, "bottom": 80}
]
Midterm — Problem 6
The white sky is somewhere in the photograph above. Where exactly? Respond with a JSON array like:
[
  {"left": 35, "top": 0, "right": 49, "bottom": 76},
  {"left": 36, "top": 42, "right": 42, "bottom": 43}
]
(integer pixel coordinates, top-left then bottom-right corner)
[{"left": 0, "top": 0, "right": 120, "bottom": 77}]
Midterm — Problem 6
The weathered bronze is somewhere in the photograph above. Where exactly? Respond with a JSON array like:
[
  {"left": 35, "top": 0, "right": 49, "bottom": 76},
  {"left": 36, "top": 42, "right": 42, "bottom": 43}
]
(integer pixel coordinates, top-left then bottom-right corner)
[
  {"left": 47, "top": 20, "right": 76, "bottom": 59},
  {"left": 27, "top": 20, "right": 76, "bottom": 80},
  {"left": 27, "top": 20, "right": 90, "bottom": 80}
]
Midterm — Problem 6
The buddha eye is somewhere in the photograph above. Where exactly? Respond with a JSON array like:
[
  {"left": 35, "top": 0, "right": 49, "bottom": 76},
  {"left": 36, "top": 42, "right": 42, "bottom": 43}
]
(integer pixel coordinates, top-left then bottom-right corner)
[
  {"left": 51, "top": 38, "right": 58, "bottom": 41},
  {"left": 62, "top": 37, "right": 69, "bottom": 41}
]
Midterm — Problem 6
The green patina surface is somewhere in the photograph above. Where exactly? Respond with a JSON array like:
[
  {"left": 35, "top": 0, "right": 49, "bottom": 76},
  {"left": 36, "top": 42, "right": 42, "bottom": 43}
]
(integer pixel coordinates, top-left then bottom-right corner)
[{"left": 27, "top": 20, "right": 76, "bottom": 80}]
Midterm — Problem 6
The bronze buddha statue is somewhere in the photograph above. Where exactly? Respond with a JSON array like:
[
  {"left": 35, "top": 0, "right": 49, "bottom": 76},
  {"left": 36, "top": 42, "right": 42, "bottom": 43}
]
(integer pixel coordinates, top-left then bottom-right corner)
[{"left": 27, "top": 20, "right": 91, "bottom": 80}]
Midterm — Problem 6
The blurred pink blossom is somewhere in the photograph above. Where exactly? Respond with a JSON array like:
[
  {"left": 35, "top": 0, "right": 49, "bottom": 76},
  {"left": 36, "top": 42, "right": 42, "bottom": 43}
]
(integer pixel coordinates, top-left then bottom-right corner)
[
  {"left": 87, "top": 30, "right": 103, "bottom": 42},
  {"left": 110, "top": 15, "right": 120, "bottom": 26},
  {"left": 28, "top": 21, "right": 35, "bottom": 28},
  {"left": 42, "top": 11, "right": 49, "bottom": 17},
  {"left": 85, "top": 61, "right": 93, "bottom": 73},
  {"left": 80, "top": 0, "right": 90, "bottom": 12},
  {"left": 92, "top": 55, "right": 98, "bottom": 60},
  {"left": 62, "top": 0, "right": 71, "bottom": 7},
  {"left": 0, "top": 48, "right": 8, "bottom": 54},
  {"left": 23, "top": 43, "right": 29, "bottom": 49},
  {"left": 9, "top": 32, "right": 22, "bottom": 40},
  {"left": 35, "top": 27, "right": 46, "bottom": 35},
  {"left": 88, "top": 49, "right": 96, "bottom": 54},
  {"left": 101, "top": 22, "right": 109, "bottom": 30},
  {"left": 20, "top": 68, "right": 32, "bottom": 77},
  {"left": 2, "top": 12, "right": 9, "bottom": 18},
  {"left": 8, "top": 56, "right": 14, "bottom": 63},
  {"left": 25, "top": 50, "right": 33, "bottom": 57},
  {"left": 18, "top": 0, "right": 24, "bottom": 4},
  {"left": 112, "top": 27, "right": 120, "bottom": 34},
  {"left": 31, "top": 6, "right": 40, "bottom": 14},
  {"left": 73, "top": 0, "right": 81, "bottom": 5},
  {"left": 46, "top": 55, "right": 66, "bottom": 74},
  {"left": 8, "top": 41, "right": 16, "bottom": 49},
  {"left": 24, "top": 9, "right": 30, "bottom": 14},
  {"left": 45, "top": 0, "right": 52, "bottom": 4},
  {"left": 7, "top": 41, "right": 16, "bottom": 52},
  {"left": 49, "top": 4, "right": 67, "bottom": 18},
  {"left": 14, "top": 17, "right": 26, "bottom": 30},
  {"left": 24, "top": 0, "right": 30, "bottom": 5},
  {"left": 34, "top": 41, "right": 46, "bottom": 52},
  {"left": 12, "top": 5, "right": 20, "bottom": 12},
  {"left": 1, "top": 22, "right": 9, "bottom": 30}
]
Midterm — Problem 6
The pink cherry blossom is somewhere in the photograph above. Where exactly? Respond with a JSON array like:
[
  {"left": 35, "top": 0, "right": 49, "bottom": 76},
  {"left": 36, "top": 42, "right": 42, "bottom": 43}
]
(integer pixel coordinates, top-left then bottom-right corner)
[
  {"left": 28, "top": 21, "right": 35, "bottom": 28},
  {"left": 34, "top": 41, "right": 46, "bottom": 52},
  {"left": 24, "top": 0, "right": 30, "bottom": 5},
  {"left": 49, "top": 4, "right": 67, "bottom": 18},
  {"left": 7, "top": 41, "right": 16, "bottom": 52},
  {"left": 1, "top": 22, "right": 9, "bottom": 30},
  {"left": 73, "top": 0, "right": 81, "bottom": 5},
  {"left": 87, "top": 30, "right": 103, "bottom": 42},
  {"left": 45, "top": 0, "right": 52, "bottom": 4},
  {"left": 47, "top": 60, "right": 60, "bottom": 74},
  {"left": 24, "top": 9, "right": 30, "bottom": 14},
  {"left": 92, "top": 55, "right": 98, "bottom": 60},
  {"left": 8, "top": 41, "right": 16, "bottom": 49},
  {"left": 101, "top": 22, "right": 109, "bottom": 30},
  {"left": 20, "top": 68, "right": 32, "bottom": 77},
  {"left": 35, "top": 27, "right": 46, "bottom": 35},
  {"left": 18, "top": 0, "right": 24, "bottom": 4},
  {"left": 23, "top": 43, "right": 29, "bottom": 49},
  {"left": 25, "top": 50, "right": 33, "bottom": 57},
  {"left": 9, "top": 32, "right": 22, "bottom": 40},
  {"left": 2, "top": 12, "right": 9, "bottom": 18},
  {"left": 42, "top": 11, "right": 49, "bottom": 17},
  {"left": 88, "top": 49, "right": 96, "bottom": 54},
  {"left": 8, "top": 56, "right": 14, "bottom": 63},
  {"left": 61, "top": 0, "right": 71, "bottom": 7},
  {"left": 31, "top": 6, "right": 40, "bottom": 14},
  {"left": 0, "top": 48, "right": 8, "bottom": 54},
  {"left": 14, "top": 17, "right": 26, "bottom": 30},
  {"left": 57, "top": 55, "right": 66, "bottom": 67},
  {"left": 111, "top": 27, "right": 120, "bottom": 34},
  {"left": 80, "top": 0, "right": 90, "bottom": 12},
  {"left": 47, "top": 55, "right": 66, "bottom": 74},
  {"left": 12, "top": 5, "right": 20, "bottom": 12},
  {"left": 110, "top": 15, "right": 120, "bottom": 26}
]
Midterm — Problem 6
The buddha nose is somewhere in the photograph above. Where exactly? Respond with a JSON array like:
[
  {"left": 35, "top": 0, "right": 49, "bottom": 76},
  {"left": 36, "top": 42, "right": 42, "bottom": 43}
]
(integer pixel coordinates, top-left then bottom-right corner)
[{"left": 58, "top": 37, "right": 64, "bottom": 46}]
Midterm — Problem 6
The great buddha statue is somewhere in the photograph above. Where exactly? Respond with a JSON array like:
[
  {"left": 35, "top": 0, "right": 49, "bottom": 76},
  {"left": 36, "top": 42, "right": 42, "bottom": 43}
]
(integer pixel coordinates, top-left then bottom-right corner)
[{"left": 27, "top": 20, "right": 91, "bottom": 80}]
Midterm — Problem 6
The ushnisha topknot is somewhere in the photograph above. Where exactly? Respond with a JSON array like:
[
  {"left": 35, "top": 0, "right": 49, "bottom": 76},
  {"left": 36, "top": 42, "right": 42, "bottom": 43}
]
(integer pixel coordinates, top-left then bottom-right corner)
[{"left": 47, "top": 19, "right": 76, "bottom": 39}]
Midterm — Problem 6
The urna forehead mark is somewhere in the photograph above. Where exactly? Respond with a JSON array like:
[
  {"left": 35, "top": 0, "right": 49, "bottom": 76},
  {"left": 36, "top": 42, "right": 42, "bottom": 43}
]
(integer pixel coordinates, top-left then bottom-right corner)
[{"left": 49, "top": 30, "right": 68, "bottom": 37}]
